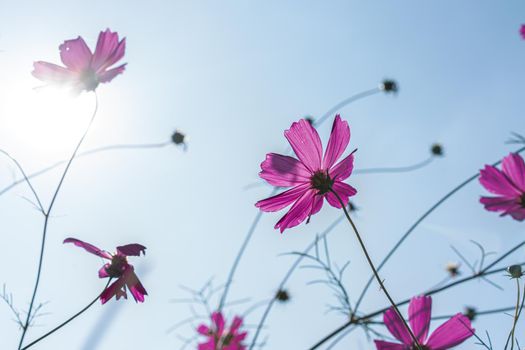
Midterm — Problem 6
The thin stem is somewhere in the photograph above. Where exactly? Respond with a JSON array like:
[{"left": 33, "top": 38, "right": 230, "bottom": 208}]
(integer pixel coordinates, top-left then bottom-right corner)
[
  {"left": 0, "top": 141, "right": 171, "bottom": 198},
  {"left": 0, "top": 150, "right": 44, "bottom": 213},
  {"left": 329, "top": 189, "right": 422, "bottom": 349},
  {"left": 221, "top": 86, "right": 381, "bottom": 315},
  {"left": 20, "top": 279, "right": 111, "bottom": 350},
  {"left": 18, "top": 93, "right": 99, "bottom": 350},
  {"left": 353, "top": 156, "right": 434, "bottom": 175},
  {"left": 353, "top": 145, "right": 525, "bottom": 314},
  {"left": 505, "top": 279, "right": 523, "bottom": 350}
]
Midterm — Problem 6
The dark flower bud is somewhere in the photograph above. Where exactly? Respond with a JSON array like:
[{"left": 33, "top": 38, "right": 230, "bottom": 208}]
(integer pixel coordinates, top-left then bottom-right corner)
[
  {"left": 464, "top": 306, "right": 477, "bottom": 321},
  {"left": 431, "top": 143, "right": 444, "bottom": 157},
  {"left": 445, "top": 262, "right": 460, "bottom": 277},
  {"left": 507, "top": 265, "right": 523, "bottom": 279},
  {"left": 171, "top": 130, "right": 186, "bottom": 145},
  {"left": 348, "top": 201, "right": 357, "bottom": 212},
  {"left": 275, "top": 289, "right": 290, "bottom": 303},
  {"left": 380, "top": 80, "right": 398, "bottom": 94},
  {"left": 304, "top": 116, "right": 315, "bottom": 125}
]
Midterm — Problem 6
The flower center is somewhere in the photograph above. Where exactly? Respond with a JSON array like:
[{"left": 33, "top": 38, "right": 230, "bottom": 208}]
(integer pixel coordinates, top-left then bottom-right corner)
[
  {"left": 311, "top": 170, "right": 334, "bottom": 195},
  {"left": 105, "top": 254, "right": 128, "bottom": 278},
  {"left": 410, "top": 345, "right": 430, "bottom": 350},
  {"left": 80, "top": 69, "right": 99, "bottom": 91}
]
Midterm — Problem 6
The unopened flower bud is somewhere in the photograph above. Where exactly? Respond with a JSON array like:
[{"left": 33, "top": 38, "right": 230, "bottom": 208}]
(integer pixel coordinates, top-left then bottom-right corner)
[
  {"left": 275, "top": 289, "right": 290, "bottom": 303},
  {"left": 431, "top": 143, "right": 444, "bottom": 157},
  {"left": 380, "top": 79, "right": 398, "bottom": 94},
  {"left": 464, "top": 306, "right": 477, "bottom": 321},
  {"left": 446, "top": 262, "right": 460, "bottom": 277},
  {"left": 507, "top": 265, "right": 523, "bottom": 279}
]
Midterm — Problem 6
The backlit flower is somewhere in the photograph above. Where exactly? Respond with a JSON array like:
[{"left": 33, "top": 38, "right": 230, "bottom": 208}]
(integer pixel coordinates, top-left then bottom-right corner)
[
  {"left": 197, "top": 312, "right": 247, "bottom": 350},
  {"left": 479, "top": 153, "right": 525, "bottom": 221},
  {"left": 32, "top": 29, "right": 126, "bottom": 92},
  {"left": 64, "top": 238, "right": 147, "bottom": 304},
  {"left": 255, "top": 115, "right": 357, "bottom": 232},
  {"left": 375, "top": 296, "right": 474, "bottom": 350}
]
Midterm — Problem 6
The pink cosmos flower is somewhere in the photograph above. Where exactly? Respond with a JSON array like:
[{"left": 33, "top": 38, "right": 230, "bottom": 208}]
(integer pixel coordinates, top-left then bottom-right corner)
[
  {"left": 64, "top": 238, "right": 147, "bottom": 304},
  {"left": 520, "top": 25, "right": 525, "bottom": 39},
  {"left": 197, "top": 312, "right": 247, "bottom": 350},
  {"left": 255, "top": 115, "right": 357, "bottom": 232},
  {"left": 479, "top": 153, "right": 525, "bottom": 221},
  {"left": 32, "top": 29, "right": 126, "bottom": 92},
  {"left": 375, "top": 296, "right": 474, "bottom": 350}
]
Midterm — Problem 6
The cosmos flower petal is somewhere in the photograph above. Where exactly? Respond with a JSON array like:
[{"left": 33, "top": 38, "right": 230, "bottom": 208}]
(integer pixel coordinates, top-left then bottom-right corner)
[
  {"left": 255, "top": 183, "right": 310, "bottom": 212},
  {"left": 502, "top": 153, "right": 525, "bottom": 192},
  {"left": 323, "top": 114, "right": 350, "bottom": 169},
  {"left": 374, "top": 340, "right": 409, "bottom": 350},
  {"left": 480, "top": 196, "right": 518, "bottom": 213},
  {"left": 100, "top": 278, "right": 126, "bottom": 304},
  {"left": 425, "top": 314, "right": 474, "bottom": 349},
  {"left": 32, "top": 61, "right": 76, "bottom": 84},
  {"left": 98, "top": 263, "right": 110, "bottom": 278},
  {"left": 329, "top": 152, "right": 355, "bottom": 181},
  {"left": 521, "top": 25, "right": 525, "bottom": 39},
  {"left": 509, "top": 207, "right": 525, "bottom": 221},
  {"left": 59, "top": 36, "right": 92, "bottom": 71},
  {"left": 310, "top": 194, "right": 324, "bottom": 216},
  {"left": 383, "top": 307, "right": 413, "bottom": 345},
  {"left": 211, "top": 312, "right": 225, "bottom": 334},
  {"left": 284, "top": 119, "right": 323, "bottom": 172},
  {"left": 98, "top": 64, "right": 126, "bottom": 83},
  {"left": 275, "top": 189, "right": 317, "bottom": 232},
  {"left": 92, "top": 29, "right": 126, "bottom": 71},
  {"left": 117, "top": 243, "right": 147, "bottom": 257},
  {"left": 408, "top": 295, "right": 432, "bottom": 343},
  {"left": 197, "top": 324, "right": 210, "bottom": 335},
  {"left": 64, "top": 238, "right": 112, "bottom": 259},
  {"left": 124, "top": 268, "right": 148, "bottom": 303},
  {"left": 325, "top": 182, "right": 357, "bottom": 209},
  {"left": 259, "top": 153, "right": 311, "bottom": 186},
  {"left": 479, "top": 165, "right": 521, "bottom": 197}
]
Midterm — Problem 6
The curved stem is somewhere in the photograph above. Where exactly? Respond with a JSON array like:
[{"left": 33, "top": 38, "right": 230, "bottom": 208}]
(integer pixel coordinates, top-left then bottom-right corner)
[
  {"left": 353, "top": 146, "right": 525, "bottom": 314},
  {"left": 17, "top": 93, "right": 99, "bottom": 350},
  {"left": 20, "top": 279, "right": 111, "bottom": 350},
  {"left": 505, "top": 279, "right": 522, "bottom": 350},
  {"left": 353, "top": 156, "right": 434, "bottom": 175},
  {"left": 329, "top": 189, "right": 422, "bottom": 349},
  {"left": 0, "top": 150, "right": 44, "bottom": 213},
  {"left": 220, "top": 86, "right": 381, "bottom": 316},
  {"left": 0, "top": 141, "right": 171, "bottom": 198}
]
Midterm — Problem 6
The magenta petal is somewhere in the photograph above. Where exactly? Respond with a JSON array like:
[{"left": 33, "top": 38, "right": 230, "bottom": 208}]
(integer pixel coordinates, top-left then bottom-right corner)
[
  {"left": 426, "top": 314, "right": 474, "bottom": 349},
  {"left": 92, "top": 29, "right": 126, "bottom": 71},
  {"left": 480, "top": 196, "right": 518, "bottom": 212},
  {"left": 479, "top": 165, "right": 521, "bottom": 197},
  {"left": 521, "top": 25, "right": 525, "bottom": 39},
  {"left": 330, "top": 152, "right": 355, "bottom": 181},
  {"left": 509, "top": 207, "right": 525, "bottom": 221},
  {"left": 275, "top": 189, "right": 317, "bottom": 232},
  {"left": 63, "top": 238, "right": 112, "bottom": 259},
  {"left": 310, "top": 194, "right": 324, "bottom": 216},
  {"left": 100, "top": 278, "right": 126, "bottom": 304},
  {"left": 384, "top": 308, "right": 412, "bottom": 345},
  {"left": 323, "top": 115, "right": 350, "bottom": 169},
  {"left": 374, "top": 340, "right": 409, "bottom": 350},
  {"left": 259, "top": 153, "right": 311, "bottom": 186},
  {"left": 98, "top": 64, "right": 126, "bottom": 83},
  {"left": 98, "top": 263, "right": 110, "bottom": 278},
  {"left": 59, "top": 36, "right": 92, "bottom": 71},
  {"left": 255, "top": 183, "right": 309, "bottom": 212},
  {"left": 124, "top": 268, "right": 148, "bottom": 303},
  {"left": 325, "top": 182, "right": 357, "bottom": 208},
  {"left": 197, "top": 324, "right": 210, "bottom": 335},
  {"left": 284, "top": 119, "right": 323, "bottom": 172},
  {"left": 32, "top": 61, "right": 76, "bottom": 84},
  {"left": 408, "top": 296, "right": 432, "bottom": 343},
  {"left": 117, "top": 243, "right": 146, "bottom": 257},
  {"left": 502, "top": 153, "right": 525, "bottom": 192},
  {"left": 211, "top": 312, "right": 225, "bottom": 334}
]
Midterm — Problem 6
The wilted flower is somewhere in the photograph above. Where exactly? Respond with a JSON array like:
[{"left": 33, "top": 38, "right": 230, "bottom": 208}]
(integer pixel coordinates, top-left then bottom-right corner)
[
  {"left": 463, "top": 306, "right": 477, "bottom": 321},
  {"left": 32, "top": 29, "right": 126, "bottom": 92},
  {"left": 431, "top": 143, "right": 444, "bottom": 157},
  {"left": 275, "top": 289, "right": 290, "bottom": 303},
  {"left": 445, "top": 262, "right": 461, "bottom": 277},
  {"left": 380, "top": 79, "right": 398, "bottom": 94},
  {"left": 375, "top": 295, "right": 474, "bottom": 350},
  {"left": 197, "top": 312, "right": 247, "bottom": 350},
  {"left": 255, "top": 115, "right": 357, "bottom": 232},
  {"left": 507, "top": 264, "right": 523, "bottom": 279},
  {"left": 64, "top": 238, "right": 147, "bottom": 304},
  {"left": 479, "top": 153, "right": 525, "bottom": 221}
]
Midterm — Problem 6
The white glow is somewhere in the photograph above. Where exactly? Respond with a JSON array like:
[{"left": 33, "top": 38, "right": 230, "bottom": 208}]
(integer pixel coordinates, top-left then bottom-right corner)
[{"left": 2, "top": 82, "right": 96, "bottom": 158}]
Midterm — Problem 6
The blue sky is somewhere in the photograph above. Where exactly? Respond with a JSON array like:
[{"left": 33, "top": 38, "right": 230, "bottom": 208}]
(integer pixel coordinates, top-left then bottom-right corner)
[{"left": 1, "top": 1, "right": 525, "bottom": 349}]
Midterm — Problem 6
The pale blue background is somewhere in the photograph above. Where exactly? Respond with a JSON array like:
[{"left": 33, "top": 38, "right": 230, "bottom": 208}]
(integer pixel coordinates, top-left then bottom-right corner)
[{"left": 0, "top": 1, "right": 524, "bottom": 349}]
